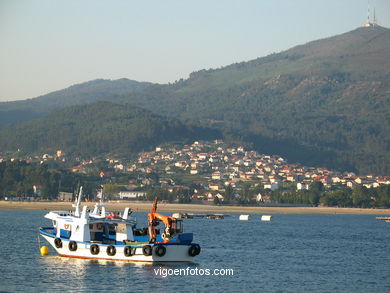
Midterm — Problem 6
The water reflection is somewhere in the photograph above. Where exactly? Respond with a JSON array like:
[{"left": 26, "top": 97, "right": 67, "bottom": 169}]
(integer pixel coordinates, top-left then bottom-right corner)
[{"left": 37, "top": 255, "right": 202, "bottom": 292}]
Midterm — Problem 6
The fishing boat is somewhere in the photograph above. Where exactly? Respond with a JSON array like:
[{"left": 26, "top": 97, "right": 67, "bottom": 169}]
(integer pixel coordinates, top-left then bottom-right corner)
[{"left": 38, "top": 188, "right": 201, "bottom": 262}]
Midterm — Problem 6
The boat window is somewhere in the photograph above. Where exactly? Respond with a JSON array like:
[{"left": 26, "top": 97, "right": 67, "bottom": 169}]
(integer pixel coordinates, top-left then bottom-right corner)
[
  {"left": 108, "top": 224, "right": 116, "bottom": 235},
  {"left": 175, "top": 220, "right": 183, "bottom": 233}
]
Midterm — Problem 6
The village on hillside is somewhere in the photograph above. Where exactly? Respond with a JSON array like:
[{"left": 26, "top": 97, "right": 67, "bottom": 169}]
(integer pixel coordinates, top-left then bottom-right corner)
[
  {"left": 68, "top": 140, "right": 389, "bottom": 203},
  {"left": 1, "top": 140, "right": 389, "bottom": 205}
]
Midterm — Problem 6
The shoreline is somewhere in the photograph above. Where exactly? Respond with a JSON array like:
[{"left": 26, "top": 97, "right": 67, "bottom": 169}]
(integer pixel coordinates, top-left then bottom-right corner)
[{"left": 0, "top": 201, "right": 389, "bottom": 215}]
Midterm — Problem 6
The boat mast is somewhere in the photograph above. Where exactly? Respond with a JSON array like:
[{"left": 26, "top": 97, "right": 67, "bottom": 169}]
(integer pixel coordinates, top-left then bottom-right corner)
[{"left": 74, "top": 186, "right": 83, "bottom": 217}]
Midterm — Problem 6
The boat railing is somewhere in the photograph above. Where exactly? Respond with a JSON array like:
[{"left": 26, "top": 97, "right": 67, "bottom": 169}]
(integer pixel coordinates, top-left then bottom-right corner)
[
  {"left": 50, "top": 210, "right": 76, "bottom": 217},
  {"left": 50, "top": 209, "right": 136, "bottom": 223}
]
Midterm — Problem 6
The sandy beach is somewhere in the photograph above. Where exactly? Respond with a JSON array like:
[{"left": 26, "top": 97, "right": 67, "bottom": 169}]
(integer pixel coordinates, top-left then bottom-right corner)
[{"left": 0, "top": 200, "right": 389, "bottom": 215}]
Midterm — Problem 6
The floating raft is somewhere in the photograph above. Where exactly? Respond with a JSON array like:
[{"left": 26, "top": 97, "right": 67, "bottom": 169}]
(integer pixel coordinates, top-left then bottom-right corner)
[
  {"left": 376, "top": 216, "right": 390, "bottom": 223},
  {"left": 172, "top": 213, "right": 227, "bottom": 219},
  {"left": 376, "top": 217, "right": 390, "bottom": 220}
]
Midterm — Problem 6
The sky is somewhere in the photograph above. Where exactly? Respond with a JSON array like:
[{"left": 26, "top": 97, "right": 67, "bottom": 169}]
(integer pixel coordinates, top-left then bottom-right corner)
[{"left": 1, "top": 0, "right": 389, "bottom": 101}]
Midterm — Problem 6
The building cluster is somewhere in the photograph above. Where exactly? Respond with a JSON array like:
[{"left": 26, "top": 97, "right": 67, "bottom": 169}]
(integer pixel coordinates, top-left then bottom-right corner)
[{"left": 109, "top": 140, "right": 390, "bottom": 201}]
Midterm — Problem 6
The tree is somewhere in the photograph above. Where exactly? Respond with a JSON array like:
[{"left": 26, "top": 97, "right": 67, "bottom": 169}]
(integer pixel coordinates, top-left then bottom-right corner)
[
  {"left": 375, "top": 185, "right": 390, "bottom": 208},
  {"left": 309, "top": 181, "right": 324, "bottom": 194},
  {"left": 224, "top": 184, "right": 234, "bottom": 201},
  {"left": 103, "top": 184, "right": 118, "bottom": 199},
  {"left": 239, "top": 183, "right": 251, "bottom": 203},
  {"left": 352, "top": 185, "right": 371, "bottom": 208}
]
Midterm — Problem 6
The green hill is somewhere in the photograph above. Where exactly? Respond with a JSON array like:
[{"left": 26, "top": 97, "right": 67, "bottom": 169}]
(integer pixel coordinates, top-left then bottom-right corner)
[
  {"left": 117, "top": 26, "right": 390, "bottom": 174},
  {"left": 0, "top": 101, "right": 219, "bottom": 156},
  {"left": 0, "top": 78, "right": 152, "bottom": 129}
]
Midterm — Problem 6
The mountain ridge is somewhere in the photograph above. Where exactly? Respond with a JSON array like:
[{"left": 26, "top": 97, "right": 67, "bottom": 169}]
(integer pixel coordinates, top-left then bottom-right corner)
[{"left": 0, "top": 78, "right": 152, "bottom": 128}]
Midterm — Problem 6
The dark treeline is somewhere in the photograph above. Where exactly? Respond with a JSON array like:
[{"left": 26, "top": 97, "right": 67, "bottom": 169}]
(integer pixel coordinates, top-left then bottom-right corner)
[
  {"left": 144, "top": 187, "right": 192, "bottom": 204},
  {"left": 0, "top": 161, "right": 98, "bottom": 200},
  {"left": 269, "top": 182, "right": 390, "bottom": 208},
  {"left": 1, "top": 161, "right": 389, "bottom": 208},
  {"left": 215, "top": 181, "right": 390, "bottom": 208}
]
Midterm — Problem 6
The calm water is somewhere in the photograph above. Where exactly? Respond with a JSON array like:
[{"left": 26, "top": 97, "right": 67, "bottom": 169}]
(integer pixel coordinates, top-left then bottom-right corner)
[{"left": 0, "top": 210, "right": 389, "bottom": 293}]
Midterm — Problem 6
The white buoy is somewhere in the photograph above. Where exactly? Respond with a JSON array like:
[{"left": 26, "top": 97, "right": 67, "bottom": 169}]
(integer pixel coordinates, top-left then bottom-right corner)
[
  {"left": 239, "top": 214, "right": 251, "bottom": 221},
  {"left": 172, "top": 213, "right": 182, "bottom": 219},
  {"left": 261, "top": 215, "right": 273, "bottom": 221}
]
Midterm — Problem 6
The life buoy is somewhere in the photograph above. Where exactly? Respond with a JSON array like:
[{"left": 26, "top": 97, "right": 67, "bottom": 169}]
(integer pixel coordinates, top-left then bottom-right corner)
[
  {"left": 54, "top": 238, "right": 62, "bottom": 248},
  {"left": 106, "top": 245, "right": 116, "bottom": 256},
  {"left": 188, "top": 244, "right": 200, "bottom": 257},
  {"left": 69, "top": 241, "right": 77, "bottom": 252},
  {"left": 96, "top": 223, "right": 103, "bottom": 230},
  {"left": 90, "top": 244, "right": 100, "bottom": 255},
  {"left": 124, "top": 246, "right": 135, "bottom": 257},
  {"left": 142, "top": 245, "right": 152, "bottom": 256},
  {"left": 154, "top": 245, "right": 166, "bottom": 257},
  {"left": 64, "top": 224, "right": 70, "bottom": 230}
]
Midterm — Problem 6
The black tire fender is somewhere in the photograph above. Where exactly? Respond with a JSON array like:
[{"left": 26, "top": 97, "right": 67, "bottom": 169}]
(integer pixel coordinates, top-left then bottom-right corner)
[
  {"left": 154, "top": 245, "right": 166, "bottom": 257},
  {"left": 188, "top": 244, "right": 200, "bottom": 257},
  {"left": 142, "top": 245, "right": 152, "bottom": 256},
  {"left": 124, "top": 246, "right": 135, "bottom": 257},
  {"left": 54, "top": 238, "right": 62, "bottom": 248},
  {"left": 106, "top": 245, "right": 116, "bottom": 256},
  {"left": 90, "top": 244, "right": 100, "bottom": 255},
  {"left": 68, "top": 241, "right": 77, "bottom": 252}
]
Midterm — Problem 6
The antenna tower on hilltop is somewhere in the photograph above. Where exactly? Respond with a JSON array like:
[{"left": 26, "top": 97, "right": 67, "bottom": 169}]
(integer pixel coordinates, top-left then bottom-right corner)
[{"left": 362, "top": 1, "right": 378, "bottom": 27}]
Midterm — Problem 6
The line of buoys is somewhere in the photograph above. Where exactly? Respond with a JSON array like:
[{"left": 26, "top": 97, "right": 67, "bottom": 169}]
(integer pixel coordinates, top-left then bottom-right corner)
[
  {"left": 239, "top": 214, "right": 273, "bottom": 221},
  {"left": 239, "top": 214, "right": 251, "bottom": 221},
  {"left": 261, "top": 215, "right": 273, "bottom": 221}
]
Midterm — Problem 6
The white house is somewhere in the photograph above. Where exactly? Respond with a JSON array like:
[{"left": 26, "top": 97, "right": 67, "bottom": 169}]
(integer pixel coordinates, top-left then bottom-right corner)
[
  {"left": 212, "top": 171, "right": 221, "bottom": 180},
  {"left": 264, "top": 182, "right": 279, "bottom": 191},
  {"left": 119, "top": 191, "right": 146, "bottom": 200},
  {"left": 297, "top": 182, "right": 309, "bottom": 191}
]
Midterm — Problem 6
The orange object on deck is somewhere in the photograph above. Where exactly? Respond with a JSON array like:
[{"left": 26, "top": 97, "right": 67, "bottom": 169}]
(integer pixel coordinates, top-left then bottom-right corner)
[{"left": 148, "top": 197, "right": 181, "bottom": 243}]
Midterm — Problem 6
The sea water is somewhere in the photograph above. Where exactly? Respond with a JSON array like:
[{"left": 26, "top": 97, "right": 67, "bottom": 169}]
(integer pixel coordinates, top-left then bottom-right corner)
[{"left": 0, "top": 210, "right": 389, "bottom": 292}]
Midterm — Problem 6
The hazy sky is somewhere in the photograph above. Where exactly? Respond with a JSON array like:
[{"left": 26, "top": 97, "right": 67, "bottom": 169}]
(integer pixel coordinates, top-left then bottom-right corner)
[{"left": 1, "top": 0, "right": 389, "bottom": 101}]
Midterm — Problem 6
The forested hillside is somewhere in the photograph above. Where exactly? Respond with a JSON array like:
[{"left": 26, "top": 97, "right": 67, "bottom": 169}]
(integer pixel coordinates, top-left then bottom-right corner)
[
  {"left": 0, "top": 79, "right": 152, "bottom": 128},
  {"left": 0, "top": 101, "right": 219, "bottom": 156},
  {"left": 116, "top": 26, "right": 390, "bottom": 174}
]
